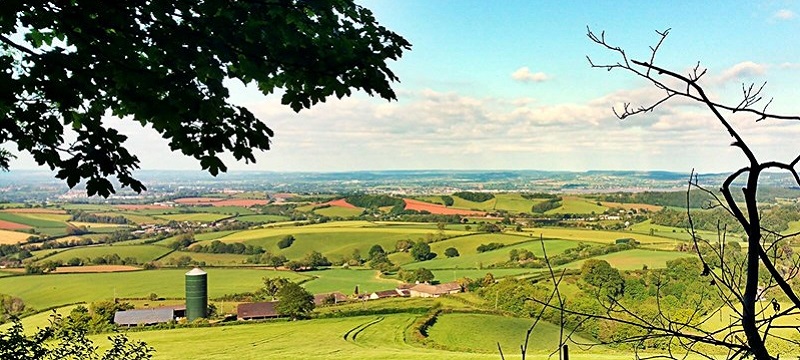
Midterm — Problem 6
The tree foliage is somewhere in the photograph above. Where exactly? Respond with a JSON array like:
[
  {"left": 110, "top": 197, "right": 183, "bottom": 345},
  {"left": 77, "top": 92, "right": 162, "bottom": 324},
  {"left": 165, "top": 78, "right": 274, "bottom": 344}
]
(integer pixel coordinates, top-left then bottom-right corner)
[
  {"left": 0, "top": 0, "right": 410, "bottom": 196},
  {"left": 275, "top": 282, "right": 314, "bottom": 320},
  {"left": 0, "top": 318, "right": 153, "bottom": 360}
]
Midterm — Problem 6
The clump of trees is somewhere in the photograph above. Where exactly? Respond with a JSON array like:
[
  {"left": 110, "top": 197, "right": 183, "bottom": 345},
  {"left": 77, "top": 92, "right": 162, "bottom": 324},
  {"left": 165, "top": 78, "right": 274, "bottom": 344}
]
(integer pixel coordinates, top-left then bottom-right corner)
[
  {"left": 398, "top": 268, "right": 434, "bottom": 283},
  {"left": 453, "top": 192, "right": 494, "bottom": 203},
  {"left": 444, "top": 247, "right": 460, "bottom": 258},
  {"left": 190, "top": 240, "right": 264, "bottom": 255},
  {"left": 531, "top": 197, "right": 562, "bottom": 213},
  {"left": 276, "top": 235, "right": 296, "bottom": 249},
  {"left": 476, "top": 242, "right": 504, "bottom": 253},
  {"left": 410, "top": 241, "right": 436, "bottom": 261},
  {"left": 344, "top": 194, "right": 404, "bottom": 208},
  {"left": 440, "top": 195, "right": 455, "bottom": 206}
]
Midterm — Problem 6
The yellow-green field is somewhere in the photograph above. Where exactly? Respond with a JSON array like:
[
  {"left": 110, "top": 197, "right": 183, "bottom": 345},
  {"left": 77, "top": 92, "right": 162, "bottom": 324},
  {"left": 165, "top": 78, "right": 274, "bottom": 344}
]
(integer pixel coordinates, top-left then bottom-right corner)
[
  {"left": 545, "top": 196, "right": 608, "bottom": 215},
  {"left": 35, "top": 244, "right": 172, "bottom": 264},
  {"left": 565, "top": 249, "right": 693, "bottom": 270},
  {"left": 0, "top": 229, "right": 31, "bottom": 244}
]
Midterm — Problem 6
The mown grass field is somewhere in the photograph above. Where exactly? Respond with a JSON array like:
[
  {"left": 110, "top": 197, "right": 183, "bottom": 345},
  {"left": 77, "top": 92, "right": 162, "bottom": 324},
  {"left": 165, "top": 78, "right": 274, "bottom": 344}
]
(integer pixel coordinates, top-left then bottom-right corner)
[
  {"left": 313, "top": 206, "right": 364, "bottom": 218},
  {"left": 0, "top": 268, "right": 306, "bottom": 309},
  {"left": 36, "top": 244, "right": 172, "bottom": 264},
  {"left": 402, "top": 239, "right": 578, "bottom": 270},
  {"left": 545, "top": 196, "right": 608, "bottom": 215},
  {"left": 628, "top": 219, "right": 719, "bottom": 241},
  {"left": 451, "top": 196, "right": 496, "bottom": 211},
  {"left": 0, "top": 211, "right": 69, "bottom": 236},
  {"left": 427, "top": 313, "right": 598, "bottom": 354},
  {"left": 91, "top": 312, "right": 639, "bottom": 360},
  {"left": 93, "top": 212, "right": 167, "bottom": 225},
  {"left": 493, "top": 193, "right": 545, "bottom": 214},
  {"left": 517, "top": 227, "right": 672, "bottom": 245},
  {"left": 215, "top": 222, "right": 471, "bottom": 262},
  {"left": 565, "top": 249, "right": 693, "bottom": 270},
  {"left": 302, "top": 268, "right": 401, "bottom": 294}
]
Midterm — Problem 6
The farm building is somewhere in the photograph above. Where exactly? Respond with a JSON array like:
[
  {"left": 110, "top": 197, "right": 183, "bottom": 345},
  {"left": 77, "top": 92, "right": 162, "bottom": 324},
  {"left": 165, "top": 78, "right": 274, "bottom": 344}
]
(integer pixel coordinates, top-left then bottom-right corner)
[
  {"left": 313, "top": 292, "right": 348, "bottom": 305},
  {"left": 368, "top": 289, "right": 403, "bottom": 300},
  {"left": 237, "top": 301, "right": 281, "bottom": 320},
  {"left": 408, "top": 282, "right": 462, "bottom": 298},
  {"left": 114, "top": 308, "right": 175, "bottom": 326}
]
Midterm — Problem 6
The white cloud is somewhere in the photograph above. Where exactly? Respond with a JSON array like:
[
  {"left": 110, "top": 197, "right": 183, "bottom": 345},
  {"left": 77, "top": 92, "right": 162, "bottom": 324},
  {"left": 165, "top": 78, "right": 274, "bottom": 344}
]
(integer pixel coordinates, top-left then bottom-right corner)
[
  {"left": 511, "top": 67, "right": 550, "bottom": 83},
  {"left": 715, "top": 61, "right": 767, "bottom": 84},
  {"left": 774, "top": 9, "right": 796, "bottom": 20}
]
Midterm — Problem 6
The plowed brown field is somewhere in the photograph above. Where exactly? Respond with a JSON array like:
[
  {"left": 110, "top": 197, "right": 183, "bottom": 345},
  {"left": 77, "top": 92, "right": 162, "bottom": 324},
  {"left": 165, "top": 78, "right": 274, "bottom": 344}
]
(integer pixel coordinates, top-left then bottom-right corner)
[{"left": 403, "top": 198, "right": 486, "bottom": 216}]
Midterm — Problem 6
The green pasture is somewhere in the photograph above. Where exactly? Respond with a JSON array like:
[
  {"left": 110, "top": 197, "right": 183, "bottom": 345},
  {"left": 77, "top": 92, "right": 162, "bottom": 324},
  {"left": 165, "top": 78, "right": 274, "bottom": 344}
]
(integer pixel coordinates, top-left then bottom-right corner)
[
  {"left": 216, "top": 223, "right": 470, "bottom": 261},
  {"left": 161, "top": 251, "right": 248, "bottom": 266},
  {"left": 628, "top": 219, "right": 719, "bottom": 241},
  {"left": 234, "top": 214, "right": 290, "bottom": 223},
  {"left": 545, "top": 196, "right": 608, "bottom": 215},
  {"left": 431, "top": 268, "right": 539, "bottom": 283},
  {"left": 427, "top": 233, "right": 532, "bottom": 258},
  {"left": 313, "top": 206, "right": 364, "bottom": 218},
  {"left": 451, "top": 196, "right": 496, "bottom": 211},
  {"left": 0, "top": 212, "right": 68, "bottom": 236},
  {"left": 0, "top": 212, "right": 67, "bottom": 228},
  {"left": 99, "top": 313, "right": 638, "bottom": 360},
  {"left": 428, "top": 313, "right": 598, "bottom": 354},
  {"left": 402, "top": 239, "right": 578, "bottom": 270},
  {"left": 414, "top": 195, "right": 447, "bottom": 205},
  {"left": 493, "top": 193, "right": 545, "bottom": 214},
  {"left": 784, "top": 220, "right": 800, "bottom": 235},
  {"left": 302, "top": 268, "right": 401, "bottom": 294},
  {"left": 518, "top": 227, "right": 670, "bottom": 245},
  {"left": 194, "top": 230, "right": 239, "bottom": 241},
  {"left": 565, "top": 249, "right": 693, "bottom": 270},
  {"left": 157, "top": 213, "right": 230, "bottom": 223},
  {"left": 35, "top": 244, "right": 172, "bottom": 264},
  {"left": 0, "top": 268, "right": 306, "bottom": 310},
  {"left": 0, "top": 304, "right": 82, "bottom": 334}
]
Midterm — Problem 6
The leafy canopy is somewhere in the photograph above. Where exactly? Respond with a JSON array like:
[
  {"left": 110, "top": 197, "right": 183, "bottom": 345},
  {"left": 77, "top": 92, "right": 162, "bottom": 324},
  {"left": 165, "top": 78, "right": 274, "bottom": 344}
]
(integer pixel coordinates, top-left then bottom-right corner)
[{"left": 0, "top": 0, "right": 410, "bottom": 196}]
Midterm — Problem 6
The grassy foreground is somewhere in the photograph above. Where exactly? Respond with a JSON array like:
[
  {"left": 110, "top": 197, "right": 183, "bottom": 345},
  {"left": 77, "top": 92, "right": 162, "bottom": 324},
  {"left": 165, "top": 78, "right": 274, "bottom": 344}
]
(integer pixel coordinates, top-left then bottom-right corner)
[{"left": 94, "top": 313, "right": 629, "bottom": 360}]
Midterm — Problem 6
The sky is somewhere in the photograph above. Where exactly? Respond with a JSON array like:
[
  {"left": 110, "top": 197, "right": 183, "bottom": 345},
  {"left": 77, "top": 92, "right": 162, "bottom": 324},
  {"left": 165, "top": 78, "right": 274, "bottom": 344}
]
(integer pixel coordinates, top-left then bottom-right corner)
[{"left": 12, "top": 0, "right": 800, "bottom": 174}]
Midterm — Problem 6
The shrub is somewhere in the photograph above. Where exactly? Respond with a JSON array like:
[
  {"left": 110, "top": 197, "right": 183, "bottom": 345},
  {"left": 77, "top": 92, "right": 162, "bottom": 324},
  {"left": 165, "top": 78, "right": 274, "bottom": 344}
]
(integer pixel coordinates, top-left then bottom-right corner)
[{"left": 277, "top": 235, "right": 295, "bottom": 249}]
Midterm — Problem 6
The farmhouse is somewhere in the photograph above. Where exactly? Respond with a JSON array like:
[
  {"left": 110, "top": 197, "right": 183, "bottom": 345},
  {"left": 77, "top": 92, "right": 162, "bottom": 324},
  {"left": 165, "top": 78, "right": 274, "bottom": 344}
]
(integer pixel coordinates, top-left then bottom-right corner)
[
  {"left": 314, "top": 292, "right": 348, "bottom": 305},
  {"left": 408, "top": 282, "right": 462, "bottom": 298},
  {"left": 368, "top": 289, "right": 403, "bottom": 300},
  {"left": 237, "top": 301, "right": 281, "bottom": 320},
  {"left": 114, "top": 308, "right": 175, "bottom": 326}
]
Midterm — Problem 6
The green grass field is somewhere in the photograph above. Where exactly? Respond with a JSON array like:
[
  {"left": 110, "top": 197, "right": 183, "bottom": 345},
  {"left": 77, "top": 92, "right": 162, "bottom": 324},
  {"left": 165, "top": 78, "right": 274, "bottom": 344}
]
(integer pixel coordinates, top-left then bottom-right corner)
[
  {"left": 493, "top": 193, "right": 545, "bottom": 214},
  {"left": 234, "top": 214, "right": 290, "bottom": 223},
  {"left": 215, "top": 223, "right": 471, "bottom": 262},
  {"left": 428, "top": 313, "right": 597, "bottom": 354},
  {"left": 36, "top": 244, "right": 172, "bottom": 264},
  {"left": 93, "top": 212, "right": 167, "bottom": 225},
  {"left": 157, "top": 213, "right": 230, "bottom": 223},
  {"left": 451, "top": 196, "right": 496, "bottom": 211},
  {"left": 402, "top": 239, "right": 579, "bottom": 270},
  {"left": 302, "top": 268, "right": 401, "bottom": 294},
  {"left": 431, "top": 268, "right": 540, "bottom": 283},
  {"left": 161, "top": 251, "right": 249, "bottom": 266},
  {"left": 0, "top": 268, "right": 307, "bottom": 310},
  {"left": 565, "top": 249, "right": 693, "bottom": 270},
  {"left": 0, "top": 304, "right": 82, "bottom": 333},
  {"left": 517, "top": 227, "right": 671, "bottom": 245},
  {"left": 91, "top": 313, "right": 637, "bottom": 360},
  {"left": 313, "top": 206, "right": 364, "bottom": 218},
  {"left": 194, "top": 230, "right": 239, "bottom": 241},
  {"left": 0, "top": 212, "right": 68, "bottom": 228},
  {"left": 545, "top": 196, "right": 608, "bottom": 215},
  {"left": 628, "top": 219, "right": 719, "bottom": 241}
]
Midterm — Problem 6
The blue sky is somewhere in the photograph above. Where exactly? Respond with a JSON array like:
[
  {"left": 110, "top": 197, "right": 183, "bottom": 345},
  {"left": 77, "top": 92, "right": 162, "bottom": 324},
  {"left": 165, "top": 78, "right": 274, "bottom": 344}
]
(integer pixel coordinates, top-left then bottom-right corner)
[{"left": 12, "top": 0, "right": 800, "bottom": 174}]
